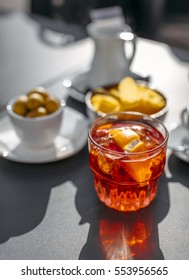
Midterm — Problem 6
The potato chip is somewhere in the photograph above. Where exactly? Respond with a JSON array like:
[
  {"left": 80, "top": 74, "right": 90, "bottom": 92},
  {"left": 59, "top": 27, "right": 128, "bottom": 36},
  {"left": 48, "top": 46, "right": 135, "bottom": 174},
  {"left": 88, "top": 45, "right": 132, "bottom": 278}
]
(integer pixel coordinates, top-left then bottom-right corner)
[
  {"left": 118, "top": 77, "right": 142, "bottom": 110},
  {"left": 139, "top": 87, "right": 166, "bottom": 115},
  {"left": 118, "top": 76, "right": 137, "bottom": 92},
  {"left": 91, "top": 94, "right": 121, "bottom": 114}
]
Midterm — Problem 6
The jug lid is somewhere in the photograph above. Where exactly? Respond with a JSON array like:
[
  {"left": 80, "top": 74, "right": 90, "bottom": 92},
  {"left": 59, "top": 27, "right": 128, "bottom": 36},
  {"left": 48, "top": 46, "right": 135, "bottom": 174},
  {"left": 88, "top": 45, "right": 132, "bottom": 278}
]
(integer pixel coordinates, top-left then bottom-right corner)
[{"left": 87, "top": 20, "right": 132, "bottom": 39}]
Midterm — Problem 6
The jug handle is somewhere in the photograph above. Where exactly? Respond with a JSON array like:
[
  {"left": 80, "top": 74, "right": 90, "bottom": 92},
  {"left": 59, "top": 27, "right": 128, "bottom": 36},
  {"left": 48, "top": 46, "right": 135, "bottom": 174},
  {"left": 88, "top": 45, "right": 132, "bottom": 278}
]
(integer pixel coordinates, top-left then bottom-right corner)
[
  {"left": 181, "top": 106, "right": 189, "bottom": 128},
  {"left": 121, "top": 32, "right": 136, "bottom": 66}
]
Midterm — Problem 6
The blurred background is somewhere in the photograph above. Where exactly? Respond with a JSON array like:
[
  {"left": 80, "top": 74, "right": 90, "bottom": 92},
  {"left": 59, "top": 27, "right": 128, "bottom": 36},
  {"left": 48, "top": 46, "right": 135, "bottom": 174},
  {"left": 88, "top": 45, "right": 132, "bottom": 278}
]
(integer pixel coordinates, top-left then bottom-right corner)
[{"left": 0, "top": 0, "right": 189, "bottom": 54}]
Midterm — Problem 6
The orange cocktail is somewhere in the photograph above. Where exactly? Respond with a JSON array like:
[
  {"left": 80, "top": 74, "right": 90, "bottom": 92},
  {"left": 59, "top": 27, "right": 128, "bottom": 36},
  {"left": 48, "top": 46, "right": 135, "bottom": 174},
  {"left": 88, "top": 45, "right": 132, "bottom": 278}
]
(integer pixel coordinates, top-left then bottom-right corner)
[{"left": 88, "top": 112, "right": 168, "bottom": 211}]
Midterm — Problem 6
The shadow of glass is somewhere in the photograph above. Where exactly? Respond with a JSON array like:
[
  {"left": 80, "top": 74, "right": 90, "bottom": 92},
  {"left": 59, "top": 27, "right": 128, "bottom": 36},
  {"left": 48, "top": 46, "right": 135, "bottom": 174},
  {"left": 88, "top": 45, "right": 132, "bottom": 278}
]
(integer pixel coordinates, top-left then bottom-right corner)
[
  {"left": 0, "top": 145, "right": 88, "bottom": 245},
  {"left": 167, "top": 153, "right": 189, "bottom": 187},
  {"left": 0, "top": 164, "right": 51, "bottom": 243}
]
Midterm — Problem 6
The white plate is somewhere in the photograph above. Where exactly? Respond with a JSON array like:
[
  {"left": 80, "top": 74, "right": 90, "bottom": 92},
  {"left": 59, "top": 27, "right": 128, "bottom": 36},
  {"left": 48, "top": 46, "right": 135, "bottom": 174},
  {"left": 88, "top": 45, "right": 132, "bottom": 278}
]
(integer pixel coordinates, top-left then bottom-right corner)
[
  {"left": 63, "top": 68, "right": 90, "bottom": 103},
  {"left": 0, "top": 107, "right": 89, "bottom": 164},
  {"left": 169, "top": 124, "right": 189, "bottom": 163}
]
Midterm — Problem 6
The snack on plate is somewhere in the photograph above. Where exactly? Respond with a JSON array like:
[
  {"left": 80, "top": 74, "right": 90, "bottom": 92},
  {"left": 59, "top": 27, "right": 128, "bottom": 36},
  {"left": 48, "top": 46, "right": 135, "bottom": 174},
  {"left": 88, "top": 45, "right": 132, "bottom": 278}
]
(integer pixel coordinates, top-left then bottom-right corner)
[
  {"left": 90, "top": 77, "right": 166, "bottom": 115},
  {"left": 12, "top": 87, "right": 60, "bottom": 118}
]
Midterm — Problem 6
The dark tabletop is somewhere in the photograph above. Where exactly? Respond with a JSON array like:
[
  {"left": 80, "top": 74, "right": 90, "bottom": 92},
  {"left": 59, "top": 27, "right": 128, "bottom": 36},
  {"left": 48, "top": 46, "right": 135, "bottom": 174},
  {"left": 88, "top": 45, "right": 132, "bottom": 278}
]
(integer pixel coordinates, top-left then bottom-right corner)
[{"left": 0, "top": 11, "right": 189, "bottom": 260}]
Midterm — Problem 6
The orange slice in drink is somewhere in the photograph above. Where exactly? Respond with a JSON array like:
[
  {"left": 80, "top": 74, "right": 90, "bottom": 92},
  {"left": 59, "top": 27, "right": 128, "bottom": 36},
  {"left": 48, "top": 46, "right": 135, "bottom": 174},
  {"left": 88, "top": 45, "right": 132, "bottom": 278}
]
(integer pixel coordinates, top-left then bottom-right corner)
[
  {"left": 109, "top": 127, "right": 151, "bottom": 181},
  {"left": 109, "top": 128, "right": 146, "bottom": 152},
  {"left": 97, "top": 155, "right": 111, "bottom": 175},
  {"left": 124, "top": 140, "right": 146, "bottom": 152},
  {"left": 126, "top": 160, "right": 152, "bottom": 182},
  {"left": 110, "top": 128, "right": 139, "bottom": 148}
]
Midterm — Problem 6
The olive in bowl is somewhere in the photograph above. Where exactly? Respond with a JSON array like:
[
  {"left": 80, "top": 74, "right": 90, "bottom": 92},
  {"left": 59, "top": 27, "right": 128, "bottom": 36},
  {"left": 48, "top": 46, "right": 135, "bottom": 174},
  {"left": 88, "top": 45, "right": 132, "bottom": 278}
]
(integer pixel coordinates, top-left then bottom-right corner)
[{"left": 6, "top": 87, "right": 66, "bottom": 148}]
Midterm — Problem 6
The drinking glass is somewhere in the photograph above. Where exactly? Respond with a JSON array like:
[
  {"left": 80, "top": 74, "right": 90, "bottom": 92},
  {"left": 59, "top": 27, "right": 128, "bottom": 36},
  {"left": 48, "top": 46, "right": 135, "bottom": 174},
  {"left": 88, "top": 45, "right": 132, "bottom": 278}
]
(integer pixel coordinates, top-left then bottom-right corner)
[{"left": 88, "top": 112, "right": 168, "bottom": 211}]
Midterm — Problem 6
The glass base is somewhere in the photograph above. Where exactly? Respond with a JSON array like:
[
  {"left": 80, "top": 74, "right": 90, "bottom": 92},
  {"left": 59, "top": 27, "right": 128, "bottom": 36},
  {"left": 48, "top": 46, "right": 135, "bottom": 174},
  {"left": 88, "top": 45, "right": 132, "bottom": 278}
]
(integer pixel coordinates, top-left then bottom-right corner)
[{"left": 94, "top": 176, "right": 159, "bottom": 212}]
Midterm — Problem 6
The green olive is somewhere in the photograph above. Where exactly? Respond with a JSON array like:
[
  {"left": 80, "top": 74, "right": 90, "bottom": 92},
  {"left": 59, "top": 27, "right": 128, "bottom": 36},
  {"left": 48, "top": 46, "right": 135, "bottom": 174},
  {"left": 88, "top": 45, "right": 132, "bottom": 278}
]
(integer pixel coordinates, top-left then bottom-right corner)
[
  {"left": 27, "top": 93, "right": 45, "bottom": 110},
  {"left": 13, "top": 95, "right": 29, "bottom": 116},
  {"left": 26, "top": 106, "right": 48, "bottom": 118},
  {"left": 45, "top": 96, "right": 60, "bottom": 114}
]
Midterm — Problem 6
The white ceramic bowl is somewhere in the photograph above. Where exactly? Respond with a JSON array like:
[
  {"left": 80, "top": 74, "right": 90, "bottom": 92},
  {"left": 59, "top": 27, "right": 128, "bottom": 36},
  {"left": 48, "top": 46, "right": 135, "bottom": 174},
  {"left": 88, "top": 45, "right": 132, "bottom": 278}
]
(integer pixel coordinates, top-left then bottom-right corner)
[{"left": 7, "top": 96, "right": 66, "bottom": 148}]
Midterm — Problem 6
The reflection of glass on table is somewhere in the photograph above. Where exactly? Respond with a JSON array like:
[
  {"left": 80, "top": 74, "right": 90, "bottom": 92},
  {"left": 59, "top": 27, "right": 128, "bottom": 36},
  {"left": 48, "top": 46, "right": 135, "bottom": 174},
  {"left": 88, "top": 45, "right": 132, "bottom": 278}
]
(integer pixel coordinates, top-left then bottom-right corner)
[{"left": 99, "top": 206, "right": 161, "bottom": 260}]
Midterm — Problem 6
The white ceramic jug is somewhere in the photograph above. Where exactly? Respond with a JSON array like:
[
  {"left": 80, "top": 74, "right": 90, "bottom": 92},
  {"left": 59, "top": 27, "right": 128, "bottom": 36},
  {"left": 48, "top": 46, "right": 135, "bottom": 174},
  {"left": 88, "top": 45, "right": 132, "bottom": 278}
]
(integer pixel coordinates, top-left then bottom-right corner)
[{"left": 87, "top": 20, "right": 136, "bottom": 88}]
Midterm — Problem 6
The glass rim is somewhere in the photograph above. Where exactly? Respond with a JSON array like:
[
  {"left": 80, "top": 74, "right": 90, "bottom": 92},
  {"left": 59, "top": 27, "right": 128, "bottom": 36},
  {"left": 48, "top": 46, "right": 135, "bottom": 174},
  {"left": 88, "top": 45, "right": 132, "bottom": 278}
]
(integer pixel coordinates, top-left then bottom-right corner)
[{"left": 88, "top": 111, "right": 169, "bottom": 156}]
